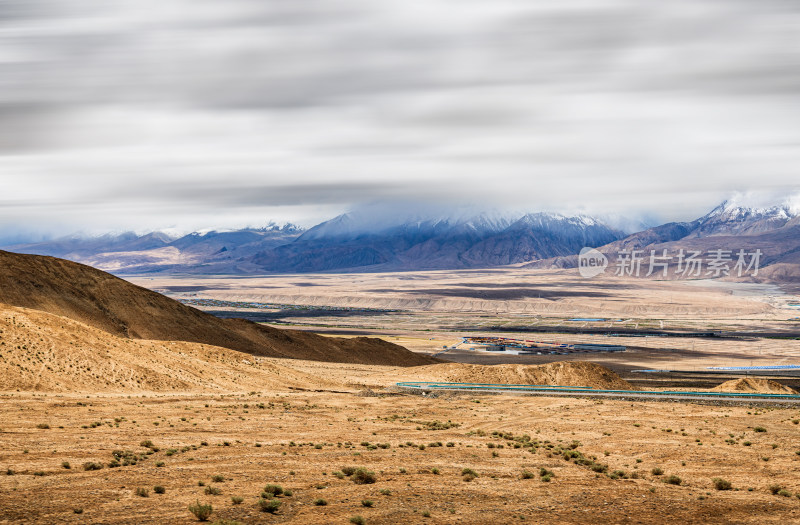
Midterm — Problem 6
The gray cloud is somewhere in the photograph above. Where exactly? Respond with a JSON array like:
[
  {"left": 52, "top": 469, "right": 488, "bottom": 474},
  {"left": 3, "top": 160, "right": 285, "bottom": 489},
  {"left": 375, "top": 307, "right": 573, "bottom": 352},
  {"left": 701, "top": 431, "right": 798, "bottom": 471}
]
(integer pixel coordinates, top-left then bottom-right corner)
[{"left": 0, "top": 0, "right": 799, "bottom": 235}]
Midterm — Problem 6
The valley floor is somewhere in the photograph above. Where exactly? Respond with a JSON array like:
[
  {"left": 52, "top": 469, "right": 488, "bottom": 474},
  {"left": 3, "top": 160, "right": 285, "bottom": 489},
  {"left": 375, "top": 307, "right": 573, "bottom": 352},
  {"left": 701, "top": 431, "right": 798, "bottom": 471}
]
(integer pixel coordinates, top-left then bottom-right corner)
[{"left": 2, "top": 388, "right": 800, "bottom": 524}]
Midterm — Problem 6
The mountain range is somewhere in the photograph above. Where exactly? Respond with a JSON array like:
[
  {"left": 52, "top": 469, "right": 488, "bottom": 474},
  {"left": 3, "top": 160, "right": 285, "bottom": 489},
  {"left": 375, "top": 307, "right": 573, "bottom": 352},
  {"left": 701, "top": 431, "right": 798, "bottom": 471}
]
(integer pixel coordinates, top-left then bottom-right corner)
[
  {"left": 3, "top": 201, "right": 799, "bottom": 281},
  {"left": 526, "top": 201, "right": 800, "bottom": 282},
  {"left": 3, "top": 211, "right": 623, "bottom": 274}
]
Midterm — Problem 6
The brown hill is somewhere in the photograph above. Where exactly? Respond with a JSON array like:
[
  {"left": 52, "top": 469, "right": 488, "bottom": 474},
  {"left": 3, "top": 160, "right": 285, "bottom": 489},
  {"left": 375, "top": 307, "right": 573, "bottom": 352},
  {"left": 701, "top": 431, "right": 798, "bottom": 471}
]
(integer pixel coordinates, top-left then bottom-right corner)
[
  {"left": 711, "top": 378, "right": 798, "bottom": 395},
  {"left": 388, "top": 361, "right": 633, "bottom": 390},
  {"left": 0, "top": 303, "right": 335, "bottom": 392},
  {"left": 0, "top": 250, "right": 437, "bottom": 366}
]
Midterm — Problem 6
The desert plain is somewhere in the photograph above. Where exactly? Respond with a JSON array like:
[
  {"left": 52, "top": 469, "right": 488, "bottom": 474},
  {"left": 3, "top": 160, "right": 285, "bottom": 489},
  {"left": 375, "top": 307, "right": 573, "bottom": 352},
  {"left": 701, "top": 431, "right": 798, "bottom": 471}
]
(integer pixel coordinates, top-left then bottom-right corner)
[{"left": 3, "top": 267, "right": 800, "bottom": 524}]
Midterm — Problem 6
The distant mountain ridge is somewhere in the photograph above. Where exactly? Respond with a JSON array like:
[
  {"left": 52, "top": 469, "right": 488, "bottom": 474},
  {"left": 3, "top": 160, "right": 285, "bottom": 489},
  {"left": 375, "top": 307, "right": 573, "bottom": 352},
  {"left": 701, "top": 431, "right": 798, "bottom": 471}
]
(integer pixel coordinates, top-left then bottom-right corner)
[
  {"left": 7, "top": 200, "right": 798, "bottom": 280},
  {"left": 2, "top": 210, "right": 623, "bottom": 274},
  {"left": 526, "top": 200, "right": 800, "bottom": 283}
]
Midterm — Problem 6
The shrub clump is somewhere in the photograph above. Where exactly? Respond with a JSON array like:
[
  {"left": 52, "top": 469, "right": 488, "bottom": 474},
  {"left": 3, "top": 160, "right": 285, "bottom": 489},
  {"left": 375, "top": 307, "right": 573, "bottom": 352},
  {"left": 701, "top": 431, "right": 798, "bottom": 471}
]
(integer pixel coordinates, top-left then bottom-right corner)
[
  {"left": 351, "top": 468, "right": 377, "bottom": 485},
  {"left": 664, "top": 475, "right": 682, "bottom": 486},
  {"left": 188, "top": 500, "right": 213, "bottom": 521},
  {"left": 262, "top": 484, "right": 284, "bottom": 497},
  {"left": 258, "top": 498, "right": 281, "bottom": 513},
  {"left": 712, "top": 478, "right": 732, "bottom": 491}
]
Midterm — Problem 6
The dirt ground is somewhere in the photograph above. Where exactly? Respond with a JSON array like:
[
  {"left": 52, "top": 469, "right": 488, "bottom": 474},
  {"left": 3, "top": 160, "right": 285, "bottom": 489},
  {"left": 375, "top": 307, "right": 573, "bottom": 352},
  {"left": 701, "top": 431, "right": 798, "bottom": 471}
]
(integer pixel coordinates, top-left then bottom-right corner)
[
  {"left": 2, "top": 268, "right": 800, "bottom": 523},
  {"left": 3, "top": 388, "right": 800, "bottom": 524}
]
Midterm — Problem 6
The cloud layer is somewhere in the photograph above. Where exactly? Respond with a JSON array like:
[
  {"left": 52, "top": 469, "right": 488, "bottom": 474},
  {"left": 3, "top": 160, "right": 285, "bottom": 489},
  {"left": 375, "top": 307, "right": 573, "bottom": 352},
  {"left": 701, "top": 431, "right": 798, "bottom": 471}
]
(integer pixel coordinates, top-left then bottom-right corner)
[{"left": 1, "top": 0, "right": 799, "bottom": 236}]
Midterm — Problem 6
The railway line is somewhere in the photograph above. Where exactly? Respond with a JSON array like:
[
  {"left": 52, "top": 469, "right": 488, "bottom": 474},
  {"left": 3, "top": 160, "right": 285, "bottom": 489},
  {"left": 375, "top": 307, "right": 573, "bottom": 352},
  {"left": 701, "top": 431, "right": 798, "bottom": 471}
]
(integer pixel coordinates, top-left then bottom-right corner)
[{"left": 396, "top": 381, "right": 800, "bottom": 404}]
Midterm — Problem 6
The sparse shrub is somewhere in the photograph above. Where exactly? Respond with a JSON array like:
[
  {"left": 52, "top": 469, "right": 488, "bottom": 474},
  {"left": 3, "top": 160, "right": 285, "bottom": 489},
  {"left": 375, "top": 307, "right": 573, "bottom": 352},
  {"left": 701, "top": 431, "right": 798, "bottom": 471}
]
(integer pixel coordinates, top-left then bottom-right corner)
[
  {"left": 664, "top": 475, "right": 682, "bottom": 486},
  {"left": 73, "top": 508, "right": 83, "bottom": 514},
  {"left": 258, "top": 498, "right": 281, "bottom": 513},
  {"left": 769, "top": 484, "right": 783, "bottom": 495},
  {"left": 36, "top": 423, "right": 50, "bottom": 429},
  {"left": 211, "top": 475, "right": 225, "bottom": 483},
  {"left": 651, "top": 467, "right": 663, "bottom": 476},
  {"left": 341, "top": 466, "right": 357, "bottom": 476},
  {"left": 352, "top": 468, "right": 376, "bottom": 485},
  {"left": 135, "top": 487, "right": 149, "bottom": 497},
  {"left": 778, "top": 489, "right": 792, "bottom": 498},
  {"left": 262, "top": 484, "right": 283, "bottom": 496},
  {"left": 61, "top": 461, "right": 71, "bottom": 469},
  {"left": 155, "top": 461, "right": 165, "bottom": 467},
  {"left": 379, "top": 488, "right": 391, "bottom": 495},
  {"left": 362, "top": 499, "right": 374, "bottom": 507},
  {"left": 283, "top": 489, "right": 293, "bottom": 497},
  {"left": 188, "top": 500, "right": 213, "bottom": 521},
  {"left": 231, "top": 496, "right": 244, "bottom": 505},
  {"left": 33, "top": 471, "right": 45, "bottom": 477},
  {"left": 422, "top": 510, "right": 431, "bottom": 517},
  {"left": 754, "top": 427, "right": 767, "bottom": 433},
  {"left": 154, "top": 485, "right": 166, "bottom": 494},
  {"left": 314, "top": 498, "right": 328, "bottom": 506},
  {"left": 83, "top": 462, "right": 103, "bottom": 471},
  {"left": 334, "top": 470, "right": 345, "bottom": 479},
  {"left": 431, "top": 468, "right": 440, "bottom": 475},
  {"left": 204, "top": 486, "right": 221, "bottom": 495},
  {"left": 521, "top": 470, "right": 535, "bottom": 479},
  {"left": 350, "top": 516, "right": 366, "bottom": 525},
  {"left": 711, "top": 478, "right": 731, "bottom": 491}
]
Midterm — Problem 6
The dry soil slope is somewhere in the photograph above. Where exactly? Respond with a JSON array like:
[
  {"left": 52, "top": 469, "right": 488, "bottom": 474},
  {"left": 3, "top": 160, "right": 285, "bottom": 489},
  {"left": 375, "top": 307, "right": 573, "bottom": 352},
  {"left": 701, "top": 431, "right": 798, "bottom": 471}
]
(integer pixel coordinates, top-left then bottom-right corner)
[
  {"left": 389, "top": 361, "right": 633, "bottom": 390},
  {"left": 0, "top": 303, "right": 337, "bottom": 392},
  {"left": 0, "top": 250, "right": 437, "bottom": 366},
  {"left": 712, "top": 378, "right": 798, "bottom": 394}
]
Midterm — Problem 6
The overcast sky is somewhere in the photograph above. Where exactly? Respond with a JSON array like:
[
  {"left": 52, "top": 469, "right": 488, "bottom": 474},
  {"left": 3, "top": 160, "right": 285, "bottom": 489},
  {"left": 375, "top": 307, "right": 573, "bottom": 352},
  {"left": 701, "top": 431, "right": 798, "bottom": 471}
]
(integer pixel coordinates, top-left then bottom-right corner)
[{"left": 1, "top": 0, "right": 799, "bottom": 239}]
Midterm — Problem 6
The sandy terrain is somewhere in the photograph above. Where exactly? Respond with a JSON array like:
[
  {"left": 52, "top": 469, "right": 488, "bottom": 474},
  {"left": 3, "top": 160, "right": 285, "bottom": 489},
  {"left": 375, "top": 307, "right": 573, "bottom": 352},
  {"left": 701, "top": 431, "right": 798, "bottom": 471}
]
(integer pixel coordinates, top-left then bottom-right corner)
[
  {"left": 126, "top": 269, "right": 800, "bottom": 384},
  {"left": 3, "top": 261, "right": 800, "bottom": 523},
  {"left": 130, "top": 269, "right": 799, "bottom": 323},
  {"left": 3, "top": 387, "right": 800, "bottom": 524}
]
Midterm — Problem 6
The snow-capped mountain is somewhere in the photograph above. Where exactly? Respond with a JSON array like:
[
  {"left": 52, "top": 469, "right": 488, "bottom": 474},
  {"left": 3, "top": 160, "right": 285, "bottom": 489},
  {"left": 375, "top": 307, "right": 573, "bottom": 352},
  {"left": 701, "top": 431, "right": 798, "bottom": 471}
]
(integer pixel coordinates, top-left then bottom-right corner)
[
  {"left": 250, "top": 209, "right": 623, "bottom": 272},
  {"left": 527, "top": 198, "right": 800, "bottom": 282},
  {"left": 2, "top": 209, "right": 623, "bottom": 274},
  {"left": 691, "top": 200, "right": 800, "bottom": 237},
  {"left": 5, "top": 198, "right": 800, "bottom": 280}
]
